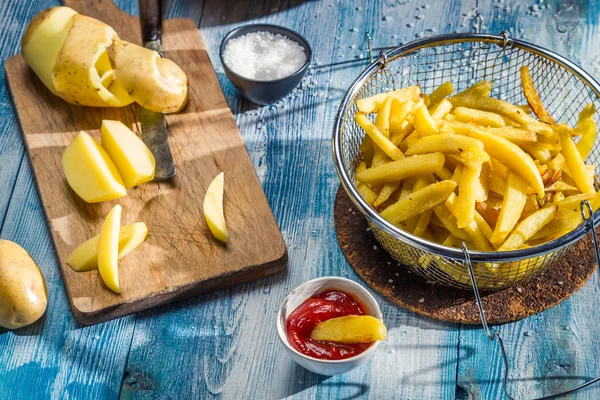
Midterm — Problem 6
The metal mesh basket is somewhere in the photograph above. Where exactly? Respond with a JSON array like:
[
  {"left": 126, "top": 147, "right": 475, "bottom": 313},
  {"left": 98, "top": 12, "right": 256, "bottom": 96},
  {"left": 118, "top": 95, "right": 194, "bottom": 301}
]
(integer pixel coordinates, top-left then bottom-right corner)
[{"left": 333, "top": 32, "right": 600, "bottom": 290}]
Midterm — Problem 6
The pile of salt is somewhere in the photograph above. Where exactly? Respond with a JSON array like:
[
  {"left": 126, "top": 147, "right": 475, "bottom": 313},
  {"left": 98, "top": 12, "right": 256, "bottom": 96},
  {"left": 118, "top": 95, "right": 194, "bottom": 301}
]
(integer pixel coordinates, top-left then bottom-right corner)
[{"left": 223, "top": 31, "right": 306, "bottom": 81}]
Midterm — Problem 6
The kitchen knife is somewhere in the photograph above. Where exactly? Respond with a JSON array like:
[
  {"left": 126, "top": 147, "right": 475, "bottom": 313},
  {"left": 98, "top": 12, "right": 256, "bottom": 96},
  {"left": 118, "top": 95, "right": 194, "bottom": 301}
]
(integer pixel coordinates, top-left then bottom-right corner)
[{"left": 139, "top": 0, "right": 176, "bottom": 180}]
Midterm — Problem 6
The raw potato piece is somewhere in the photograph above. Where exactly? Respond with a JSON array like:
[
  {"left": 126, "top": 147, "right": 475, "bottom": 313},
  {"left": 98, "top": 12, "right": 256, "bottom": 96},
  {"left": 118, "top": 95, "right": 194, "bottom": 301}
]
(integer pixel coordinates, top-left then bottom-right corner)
[
  {"left": 311, "top": 316, "right": 387, "bottom": 344},
  {"left": 204, "top": 172, "right": 228, "bottom": 243},
  {"left": 113, "top": 40, "right": 189, "bottom": 113},
  {"left": 21, "top": 6, "right": 78, "bottom": 94},
  {"left": 62, "top": 131, "right": 126, "bottom": 203},
  {"left": 0, "top": 240, "right": 48, "bottom": 329},
  {"left": 98, "top": 205, "right": 122, "bottom": 294},
  {"left": 66, "top": 222, "right": 149, "bottom": 272},
  {"left": 101, "top": 120, "right": 156, "bottom": 187}
]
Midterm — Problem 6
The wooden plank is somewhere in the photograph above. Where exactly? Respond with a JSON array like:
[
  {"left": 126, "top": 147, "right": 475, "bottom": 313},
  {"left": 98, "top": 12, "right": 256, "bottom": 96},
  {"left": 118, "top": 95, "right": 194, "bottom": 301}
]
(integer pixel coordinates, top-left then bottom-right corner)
[
  {"left": 456, "top": 1, "right": 600, "bottom": 399},
  {"left": 120, "top": 0, "right": 470, "bottom": 398},
  {"left": 5, "top": 0, "right": 287, "bottom": 325}
]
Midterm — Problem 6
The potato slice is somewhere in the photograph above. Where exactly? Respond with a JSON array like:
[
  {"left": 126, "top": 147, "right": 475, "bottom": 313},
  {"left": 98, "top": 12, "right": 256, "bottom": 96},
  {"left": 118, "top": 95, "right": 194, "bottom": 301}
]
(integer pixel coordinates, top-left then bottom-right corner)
[
  {"left": 380, "top": 180, "right": 457, "bottom": 225},
  {"left": 52, "top": 14, "right": 133, "bottom": 107},
  {"left": 62, "top": 131, "right": 126, "bottom": 203},
  {"left": 101, "top": 120, "right": 156, "bottom": 188},
  {"left": 66, "top": 223, "right": 149, "bottom": 272},
  {"left": 98, "top": 204, "right": 122, "bottom": 294},
  {"left": 467, "top": 128, "right": 545, "bottom": 196},
  {"left": 113, "top": 40, "right": 188, "bottom": 113},
  {"left": 413, "top": 105, "right": 439, "bottom": 136},
  {"left": 559, "top": 126, "right": 596, "bottom": 194},
  {"left": 204, "top": 172, "right": 228, "bottom": 243},
  {"left": 498, "top": 205, "right": 557, "bottom": 251},
  {"left": 21, "top": 6, "right": 78, "bottom": 94},
  {"left": 491, "top": 172, "right": 528, "bottom": 245},
  {"left": 311, "top": 316, "right": 387, "bottom": 344},
  {"left": 406, "top": 133, "right": 483, "bottom": 156},
  {"left": 356, "top": 153, "right": 445, "bottom": 185},
  {"left": 356, "top": 86, "right": 421, "bottom": 113}
]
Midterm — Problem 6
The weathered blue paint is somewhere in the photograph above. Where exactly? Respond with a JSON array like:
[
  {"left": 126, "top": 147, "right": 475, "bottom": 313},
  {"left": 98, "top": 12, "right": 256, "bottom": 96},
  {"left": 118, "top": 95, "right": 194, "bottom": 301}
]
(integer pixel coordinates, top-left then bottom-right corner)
[{"left": 1, "top": 0, "right": 599, "bottom": 399}]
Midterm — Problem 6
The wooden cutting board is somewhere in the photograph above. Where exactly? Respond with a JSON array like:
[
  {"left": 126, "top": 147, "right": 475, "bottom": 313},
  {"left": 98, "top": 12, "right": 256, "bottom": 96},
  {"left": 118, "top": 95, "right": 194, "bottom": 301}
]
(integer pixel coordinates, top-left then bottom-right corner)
[{"left": 4, "top": 0, "right": 287, "bottom": 325}]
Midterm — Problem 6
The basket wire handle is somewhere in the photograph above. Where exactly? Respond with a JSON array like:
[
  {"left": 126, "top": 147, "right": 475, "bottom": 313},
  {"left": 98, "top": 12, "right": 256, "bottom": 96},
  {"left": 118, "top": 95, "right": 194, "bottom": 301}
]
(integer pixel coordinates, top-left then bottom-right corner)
[{"left": 461, "top": 200, "right": 600, "bottom": 399}]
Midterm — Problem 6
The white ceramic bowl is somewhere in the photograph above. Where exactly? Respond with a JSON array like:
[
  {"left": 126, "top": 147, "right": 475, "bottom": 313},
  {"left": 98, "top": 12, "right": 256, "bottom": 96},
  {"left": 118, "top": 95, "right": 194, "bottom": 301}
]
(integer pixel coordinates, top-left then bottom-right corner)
[{"left": 276, "top": 276, "right": 383, "bottom": 376}]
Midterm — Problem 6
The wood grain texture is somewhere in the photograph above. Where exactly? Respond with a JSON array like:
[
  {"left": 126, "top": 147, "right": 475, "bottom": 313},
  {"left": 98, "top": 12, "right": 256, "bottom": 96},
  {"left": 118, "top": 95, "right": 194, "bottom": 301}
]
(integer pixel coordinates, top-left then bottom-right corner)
[
  {"left": 2, "top": 0, "right": 600, "bottom": 399},
  {"left": 5, "top": 0, "right": 287, "bottom": 325}
]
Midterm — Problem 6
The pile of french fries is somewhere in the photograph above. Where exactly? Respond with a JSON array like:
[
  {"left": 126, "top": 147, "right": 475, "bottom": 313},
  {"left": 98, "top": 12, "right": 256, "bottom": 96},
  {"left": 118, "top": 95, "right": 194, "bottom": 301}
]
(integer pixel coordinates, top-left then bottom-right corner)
[{"left": 355, "top": 66, "right": 600, "bottom": 253}]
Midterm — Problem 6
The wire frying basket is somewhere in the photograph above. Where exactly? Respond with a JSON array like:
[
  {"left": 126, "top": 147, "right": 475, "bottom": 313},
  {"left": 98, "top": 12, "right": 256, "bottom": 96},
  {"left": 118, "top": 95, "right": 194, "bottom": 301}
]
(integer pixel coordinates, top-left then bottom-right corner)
[{"left": 332, "top": 15, "right": 600, "bottom": 399}]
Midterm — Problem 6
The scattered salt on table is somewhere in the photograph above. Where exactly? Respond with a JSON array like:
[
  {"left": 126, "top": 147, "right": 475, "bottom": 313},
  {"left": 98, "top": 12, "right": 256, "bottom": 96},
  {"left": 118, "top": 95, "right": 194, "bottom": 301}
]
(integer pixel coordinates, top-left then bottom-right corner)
[{"left": 223, "top": 31, "right": 306, "bottom": 81}]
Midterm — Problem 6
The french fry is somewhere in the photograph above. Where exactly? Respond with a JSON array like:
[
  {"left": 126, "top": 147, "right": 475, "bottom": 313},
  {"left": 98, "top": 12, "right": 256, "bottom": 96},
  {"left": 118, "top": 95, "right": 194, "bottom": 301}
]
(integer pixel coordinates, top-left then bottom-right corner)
[
  {"left": 433, "top": 204, "right": 471, "bottom": 242},
  {"left": 355, "top": 162, "right": 378, "bottom": 206},
  {"left": 435, "top": 166, "right": 453, "bottom": 181},
  {"left": 453, "top": 146, "right": 490, "bottom": 170},
  {"left": 406, "top": 133, "right": 483, "bottom": 156},
  {"left": 357, "top": 153, "right": 445, "bottom": 185},
  {"left": 389, "top": 99, "right": 415, "bottom": 139},
  {"left": 413, "top": 105, "right": 439, "bottom": 136},
  {"left": 413, "top": 209, "right": 433, "bottom": 237},
  {"left": 517, "top": 104, "right": 533, "bottom": 114},
  {"left": 430, "top": 99, "right": 453, "bottom": 120},
  {"left": 448, "top": 95, "right": 539, "bottom": 125},
  {"left": 455, "top": 80, "right": 493, "bottom": 97},
  {"left": 467, "top": 128, "right": 545, "bottom": 196},
  {"left": 574, "top": 103, "right": 597, "bottom": 160},
  {"left": 456, "top": 164, "right": 481, "bottom": 228},
  {"left": 486, "top": 127, "right": 537, "bottom": 145},
  {"left": 405, "top": 175, "right": 434, "bottom": 231},
  {"left": 454, "top": 107, "right": 506, "bottom": 127},
  {"left": 520, "top": 66, "right": 556, "bottom": 125},
  {"left": 446, "top": 193, "right": 494, "bottom": 251},
  {"left": 491, "top": 172, "right": 528, "bottom": 245},
  {"left": 380, "top": 180, "right": 458, "bottom": 225},
  {"left": 545, "top": 181, "right": 578, "bottom": 192},
  {"left": 476, "top": 201, "right": 499, "bottom": 227},
  {"left": 451, "top": 163, "right": 463, "bottom": 184},
  {"left": 498, "top": 205, "right": 557, "bottom": 251},
  {"left": 356, "top": 86, "right": 421, "bottom": 113},
  {"left": 355, "top": 112, "right": 404, "bottom": 161},
  {"left": 375, "top": 182, "right": 399, "bottom": 207},
  {"left": 428, "top": 81, "right": 455, "bottom": 106},
  {"left": 360, "top": 136, "right": 374, "bottom": 166},
  {"left": 559, "top": 125, "right": 596, "bottom": 194},
  {"left": 375, "top": 97, "right": 393, "bottom": 137}
]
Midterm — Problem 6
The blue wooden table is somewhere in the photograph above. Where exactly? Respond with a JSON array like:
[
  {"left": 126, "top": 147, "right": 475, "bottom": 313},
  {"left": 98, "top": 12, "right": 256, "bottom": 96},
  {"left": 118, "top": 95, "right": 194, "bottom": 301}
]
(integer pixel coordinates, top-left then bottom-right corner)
[{"left": 1, "top": 0, "right": 600, "bottom": 399}]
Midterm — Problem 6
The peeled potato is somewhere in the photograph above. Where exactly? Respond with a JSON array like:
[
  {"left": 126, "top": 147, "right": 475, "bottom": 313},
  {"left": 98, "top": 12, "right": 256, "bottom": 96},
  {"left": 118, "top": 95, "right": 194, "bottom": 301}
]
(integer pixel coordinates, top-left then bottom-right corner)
[
  {"left": 113, "top": 40, "right": 188, "bottom": 113},
  {"left": 0, "top": 240, "right": 48, "bottom": 329},
  {"left": 52, "top": 14, "right": 133, "bottom": 107},
  {"left": 21, "top": 7, "right": 188, "bottom": 113}
]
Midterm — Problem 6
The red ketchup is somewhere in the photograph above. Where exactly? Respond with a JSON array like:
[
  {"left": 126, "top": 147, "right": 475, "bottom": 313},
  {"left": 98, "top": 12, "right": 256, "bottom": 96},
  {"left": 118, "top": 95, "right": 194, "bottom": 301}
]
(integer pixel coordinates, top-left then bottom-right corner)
[{"left": 286, "top": 290, "right": 371, "bottom": 360}]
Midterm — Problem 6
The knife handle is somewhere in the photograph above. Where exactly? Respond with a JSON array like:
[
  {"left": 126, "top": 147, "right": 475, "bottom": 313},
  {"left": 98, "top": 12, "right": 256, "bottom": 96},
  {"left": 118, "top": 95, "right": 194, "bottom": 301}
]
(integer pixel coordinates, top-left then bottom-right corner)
[{"left": 139, "top": 0, "right": 163, "bottom": 44}]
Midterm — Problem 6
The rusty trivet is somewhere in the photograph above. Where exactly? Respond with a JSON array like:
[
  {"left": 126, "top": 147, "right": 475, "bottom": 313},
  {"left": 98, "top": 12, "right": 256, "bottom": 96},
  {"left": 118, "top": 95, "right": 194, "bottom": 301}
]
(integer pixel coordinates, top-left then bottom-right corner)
[{"left": 334, "top": 186, "right": 597, "bottom": 324}]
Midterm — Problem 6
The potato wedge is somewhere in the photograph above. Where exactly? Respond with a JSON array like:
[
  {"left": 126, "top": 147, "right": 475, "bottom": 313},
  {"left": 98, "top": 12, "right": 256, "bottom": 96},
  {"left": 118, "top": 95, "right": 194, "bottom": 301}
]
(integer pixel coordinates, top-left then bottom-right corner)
[
  {"left": 406, "top": 133, "right": 483, "bottom": 156},
  {"left": 355, "top": 113, "right": 404, "bottom": 161},
  {"left": 380, "top": 180, "right": 457, "bottom": 225},
  {"left": 498, "top": 205, "right": 557, "bottom": 251},
  {"left": 311, "top": 315, "right": 387, "bottom": 344},
  {"left": 357, "top": 153, "right": 445, "bottom": 185},
  {"left": 520, "top": 66, "right": 556, "bottom": 125},
  {"left": 467, "top": 128, "right": 545, "bottom": 196},
  {"left": 357, "top": 86, "right": 421, "bottom": 113},
  {"left": 491, "top": 172, "right": 528, "bottom": 245},
  {"left": 559, "top": 126, "right": 596, "bottom": 194}
]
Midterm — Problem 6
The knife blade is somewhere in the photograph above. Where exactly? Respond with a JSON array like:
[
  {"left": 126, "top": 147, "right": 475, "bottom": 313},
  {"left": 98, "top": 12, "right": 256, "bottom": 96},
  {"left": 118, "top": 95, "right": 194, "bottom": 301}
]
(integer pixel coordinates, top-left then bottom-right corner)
[{"left": 139, "top": 0, "right": 176, "bottom": 180}]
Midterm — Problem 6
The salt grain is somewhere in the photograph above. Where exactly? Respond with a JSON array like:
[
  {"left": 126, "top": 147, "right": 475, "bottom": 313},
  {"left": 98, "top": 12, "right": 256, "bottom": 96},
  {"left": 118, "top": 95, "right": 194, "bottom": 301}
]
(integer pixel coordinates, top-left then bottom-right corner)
[{"left": 223, "top": 31, "right": 306, "bottom": 81}]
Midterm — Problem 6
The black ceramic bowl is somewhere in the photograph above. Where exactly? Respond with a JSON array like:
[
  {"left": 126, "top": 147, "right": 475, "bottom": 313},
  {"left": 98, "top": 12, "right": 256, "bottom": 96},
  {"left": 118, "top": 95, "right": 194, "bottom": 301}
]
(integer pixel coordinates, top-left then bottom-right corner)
[{"left": 219, "top": 24, "right": 312, "bottom": 105}]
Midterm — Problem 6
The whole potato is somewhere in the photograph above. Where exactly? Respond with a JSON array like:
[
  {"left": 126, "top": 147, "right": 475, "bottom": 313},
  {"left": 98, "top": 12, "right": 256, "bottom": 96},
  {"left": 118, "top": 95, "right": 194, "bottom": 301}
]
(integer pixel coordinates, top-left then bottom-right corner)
[{"left": 0, "top": 240, "right": 48, "bottom": 329}]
